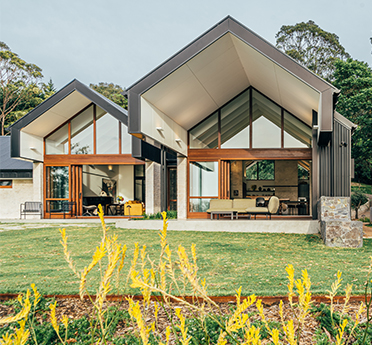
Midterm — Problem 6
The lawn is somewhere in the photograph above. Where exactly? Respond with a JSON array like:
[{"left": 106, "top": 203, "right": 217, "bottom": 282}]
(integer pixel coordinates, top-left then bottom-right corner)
[
  {"left": 1, "top": 222, "right": 372, "bottom": 296},
  {"left": 351, "top": 182, "right": 372, "bottom": 194}
]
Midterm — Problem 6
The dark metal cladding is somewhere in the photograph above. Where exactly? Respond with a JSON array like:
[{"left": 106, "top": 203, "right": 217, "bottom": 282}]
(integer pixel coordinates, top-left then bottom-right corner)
[
  {"left": 333, "top": 119, "right": 351, "bottom": 197},
  {"left": 318, "top": 118, "right": 352, "bottom": 199}
]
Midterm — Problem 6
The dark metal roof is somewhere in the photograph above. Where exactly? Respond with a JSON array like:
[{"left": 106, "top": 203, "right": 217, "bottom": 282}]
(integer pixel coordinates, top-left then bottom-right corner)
[
  {"left": 0, "top": 136, "right": 32, "bottom": 170},
  {"left": 9, "top": 79, "right": 128, "bottom": 130}
]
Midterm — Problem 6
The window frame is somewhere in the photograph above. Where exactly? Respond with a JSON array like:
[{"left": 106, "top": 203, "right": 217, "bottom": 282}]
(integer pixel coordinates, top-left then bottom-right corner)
[
  {"left": 246, "top": 160, "right": 275, "bottom": 181},
  {"left": 0, "top": 180, "right": 12, "bottom": 188},
  {"left": 188, "top": 86, "right": 312, "bottom": 150},
  {"left": 44, "top": 104, "right": 126, "bottom": 156}
]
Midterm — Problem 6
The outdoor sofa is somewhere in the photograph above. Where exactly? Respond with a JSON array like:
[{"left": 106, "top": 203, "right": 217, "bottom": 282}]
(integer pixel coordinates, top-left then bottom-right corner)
[{"left": 207, "top": 197, "right": 280, "bottom": 219}]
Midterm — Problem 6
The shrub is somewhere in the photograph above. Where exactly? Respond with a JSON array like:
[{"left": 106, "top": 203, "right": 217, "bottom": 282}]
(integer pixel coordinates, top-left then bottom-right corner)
[{"left": 351, "top": 190, "right": 369, "bottom": 219}]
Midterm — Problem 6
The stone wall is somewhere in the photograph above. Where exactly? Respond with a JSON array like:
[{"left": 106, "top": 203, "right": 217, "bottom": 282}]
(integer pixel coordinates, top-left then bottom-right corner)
[
  {"left": 318, "top": 196, "right": 363, "bottom": 248},
  {"left": 320, "top": 220, "right": 363, "bottom": 248},
  {"left": 318, "top": 196, "right": 350, "bottom": 221}
]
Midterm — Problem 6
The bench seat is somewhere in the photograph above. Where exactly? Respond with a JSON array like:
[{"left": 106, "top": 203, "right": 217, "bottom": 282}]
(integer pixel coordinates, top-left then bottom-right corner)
[{"left": 206, "top": 197, "right": 280, "bottom": 220}]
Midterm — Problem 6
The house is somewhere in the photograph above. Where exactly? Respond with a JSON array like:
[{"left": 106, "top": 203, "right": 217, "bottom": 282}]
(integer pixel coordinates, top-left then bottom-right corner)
[
  {"left": 124, "top": 16, "right": 355, "bottom": 220},
  {"left": 0, "top": 136, "right": 35, "bottom": 218},
  {"left": 4, "top": 16, "right": 355, "bottom": 220},
  {"left": 7, "top": 79, "right": 146, "bottom": 218}
]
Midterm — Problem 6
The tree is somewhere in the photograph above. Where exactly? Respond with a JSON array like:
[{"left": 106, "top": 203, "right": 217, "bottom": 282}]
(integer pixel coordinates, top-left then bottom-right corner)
[
  {"left": 1, "top": 78, "right": 56, "bottom": 130},
  {"left": 351, "top": 190, "right": 368, "bottom": 219},
  {"left": 90, "top": 82, "right": 127, "bottom": 109},
  {"left": 275, "top": 21, "right": 349, "bottom": 81},
  {"left": 333, "top": 58, "right": 372, "bottom": 183},
  {"left": 0, "top": 42, "right": 43, "bottom": 135}
]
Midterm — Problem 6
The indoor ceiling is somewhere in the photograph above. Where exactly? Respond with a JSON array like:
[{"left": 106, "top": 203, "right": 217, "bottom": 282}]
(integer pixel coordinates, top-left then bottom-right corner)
[{"left": 142, "top": 33, "right": 320, "bottom": 130}]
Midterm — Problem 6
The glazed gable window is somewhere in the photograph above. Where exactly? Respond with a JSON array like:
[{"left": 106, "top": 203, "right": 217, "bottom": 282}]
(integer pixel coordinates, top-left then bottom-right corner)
[
  {"left": 188, "top": 87, "right": 312, "bottom": 150},
  {"left": 45, "top": 105, "right": 131, "bottom": 155}
]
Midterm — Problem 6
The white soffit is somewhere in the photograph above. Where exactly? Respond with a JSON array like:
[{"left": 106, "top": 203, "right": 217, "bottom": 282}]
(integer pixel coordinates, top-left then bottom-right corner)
[
  {"left": 142, "top": 33, "right": 320, "bottom": 130},
  {"left": 21, "top": 91, "right": 91, "bottom": 137},
  {"left": 142, "top": 34, "right": 249, "bottom": 130},
  {"left": 231, "top": 35, "right": 319, "bottom": 126}
]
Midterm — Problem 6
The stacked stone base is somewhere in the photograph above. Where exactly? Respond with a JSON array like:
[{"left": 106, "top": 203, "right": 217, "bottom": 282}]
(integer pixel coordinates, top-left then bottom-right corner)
[
  {"left": 319, "top": 196, "right": 363, "bottom": 248},
  {"left": 320, "top": 220, "right": 363, "bottom": 248}
]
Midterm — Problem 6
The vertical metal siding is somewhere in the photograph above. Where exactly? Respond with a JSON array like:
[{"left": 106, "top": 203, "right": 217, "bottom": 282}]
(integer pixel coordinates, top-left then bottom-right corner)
[
  {"left": 318, "top": 119, "right": 351, "bottom": 198},
  {"left": 333, "top": 120, "right": 351, "bottom": 197},
  {"left": 319, "top": 143, "right": 332, "bottom": 196}
]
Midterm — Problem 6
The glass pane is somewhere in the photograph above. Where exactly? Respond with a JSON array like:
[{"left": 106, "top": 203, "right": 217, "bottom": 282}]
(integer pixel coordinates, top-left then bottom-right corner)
[
  {"left": 221, "top": 90, "right": 250, "bottom": 148},
  {"left": 189, "top": 198, "right": 212, "bottom": 212},
  {"left": 284, "top": 111, "right": 312, "bottom": 148},
  {"left": 135, "top": 165, "right": 145, "bottom": 177},
  {"left": 252, "top": 90, "right": 281, "bottom": 148},
  {"left": 169, "top": 168, "right": 177, "bottom": 201},
  {"left": 46, "top": 166, "right": 69, "bottom": 198},
  {"left": 246, "top": 160, "right": 274, "bottom": 180},
  {"left": 246, "top": 161, "right": 258, "bottom": 180},
  {"left": 189, "top": 161, "right": 218, "bottom": 197},
  {"left": 135, "top": 179, "right": 145, "bottom": 202},
  {"left": 121, "top": 123, "right": 132, "bottom": 154},
  {"left": 45, "top": 124, "right": 68, "bottom": 154},
  {"left": 298, "top": 162, "right": 310, "bottom": 179},
  {"left": 0, "top": 180, "right": 12, "bottom": 187},
  {"left": 71, "top": 106, "right": 94, "bottom": 154},
  {"left": 169, "top": 200, "right": 177, "bottom": 211},
  {"left": 97, "top": 108, "right": 119, "bottom": 154},
  {"left": 259, "top": 160, "right": 275, "bottom": 180},
  {"left": 189, "top": 112, "right": 218, "bottom": 149}
]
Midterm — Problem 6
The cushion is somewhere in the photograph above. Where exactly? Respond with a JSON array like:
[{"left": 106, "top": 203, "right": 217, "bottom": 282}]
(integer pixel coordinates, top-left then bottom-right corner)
[
  {"left": 207, "top": 199, "right": 233, "bottom": 212},
  {"left": 232, "top": 199, "right": 256, "bottom": 210},
  {"left": 246, "top": 207, "right": 269, "bottom": 213},
  {"left": 268, "top": 196, "right": 280, "bottom": 214}
]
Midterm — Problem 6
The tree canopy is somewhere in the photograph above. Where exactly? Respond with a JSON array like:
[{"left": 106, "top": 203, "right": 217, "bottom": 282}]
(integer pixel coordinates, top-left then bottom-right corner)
[
  {"left": 275, "top": 20, "right": 349, "bottom": 81},
  {"left": 90, "top": 82, "right": 127, "bottom": 109},
  {"left": 0, "top": 42, "right": 44, "bottom": 135},
  {"left": 333, "top": 58, "right": 372, "bottom": 183}
]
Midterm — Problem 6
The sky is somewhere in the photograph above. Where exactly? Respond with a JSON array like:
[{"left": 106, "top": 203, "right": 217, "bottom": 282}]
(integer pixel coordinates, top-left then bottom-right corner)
[{"left": 1, "top": 0, "right": 371, "bottom": 90}]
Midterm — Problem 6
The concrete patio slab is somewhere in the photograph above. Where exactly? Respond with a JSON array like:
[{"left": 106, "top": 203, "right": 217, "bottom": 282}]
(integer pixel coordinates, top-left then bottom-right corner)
[{"left": 116, "top": 219, "right": 319, "bottom": 234}]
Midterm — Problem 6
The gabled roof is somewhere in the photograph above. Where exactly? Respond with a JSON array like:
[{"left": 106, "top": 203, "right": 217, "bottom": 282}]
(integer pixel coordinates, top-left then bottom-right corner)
[
  {"left": 126, "top": 16, "right": 338, "bottom": 135},
  {"left": 9, "top": 79, "right": 130, "bottom": 159},
  {"left": 0, "top": 136, "right": 32, "bottom": 170},
  {"left": 9, "top": 79, "right": 128, "bottom": 137}
]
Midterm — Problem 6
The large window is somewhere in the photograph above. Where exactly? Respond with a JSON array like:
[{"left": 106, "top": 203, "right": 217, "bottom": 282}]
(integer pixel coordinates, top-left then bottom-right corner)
[
  {"left": 134, "top": 165, "right": 145, "bottom": 202},
  {"left": 71, "top": 106, "right": 94, "bottom": 154},
  {"left": 45, "top": 105, "right": 132, "bottom": 155},
  {"left": 189, "top": 161, "right": 218, "bottom": 212},
  {"left": 97, "top": 108, "right": 119, "bottom": 154},
  {"left": 121, "top": 123, "right": 132, "bottom": 154},
  {"left": 221, "top": 90, "right": 250, "bottom": 148},
  {"left": 252, "top": 90, "right": 281, "bottom": 148},
  {"left": 284, "top": 111, "right": 312, "bottom": 148},
  {"left": 46, "top": 166, "right": 69, "bottom": 198},
  {"left": 189, "top": 112, "right": 218, "bottom": 149},
  {"left": 45, "top": 124, "right": 69, "bottom": 154},
  {"left": 188, "top": 87, "right": 312, "bottom": 150},
  {"left": 246, "top": 160, "right": 274, "bottom": 180}
]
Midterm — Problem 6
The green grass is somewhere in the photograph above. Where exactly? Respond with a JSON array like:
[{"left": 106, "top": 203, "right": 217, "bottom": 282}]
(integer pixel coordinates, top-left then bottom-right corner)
[
  {"left": 351, "top": 182, "right": 372, "bottom": 194},
  {"left": 1, "top": 223, "right": 372, "bottom": 296}
]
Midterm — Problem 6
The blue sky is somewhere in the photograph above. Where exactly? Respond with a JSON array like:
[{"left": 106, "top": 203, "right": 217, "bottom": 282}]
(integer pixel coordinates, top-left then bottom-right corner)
[{"left": 1, "top": 0, "right": 371, "bottom": 89}]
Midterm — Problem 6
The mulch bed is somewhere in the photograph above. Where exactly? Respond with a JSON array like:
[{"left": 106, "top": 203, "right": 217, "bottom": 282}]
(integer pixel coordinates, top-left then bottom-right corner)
[{"left": 0, "top": 295, "right": 369, "bottom": 344}]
